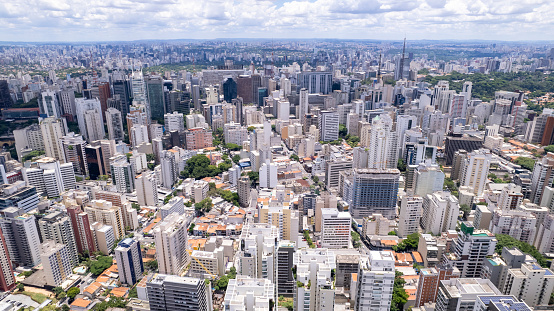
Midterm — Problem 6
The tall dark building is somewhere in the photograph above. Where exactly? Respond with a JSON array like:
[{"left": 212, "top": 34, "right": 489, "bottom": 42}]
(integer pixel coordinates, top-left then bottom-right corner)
[
  {"left": 444, "top": 134, "right": 483, "bottom": 165},
  {"left": 277, "top": 242, "right": 295, "bottom": 297},
  {"left": 257, "top": 87, "right": 268, "bottom": 107},
  {"left": 0, "top": 81, "right": 12, "bottom": 109},
  {"left": 168, "top": 90, "right": 192, "bottom": 115},
  {"left": 237, "top": 75, "right": 253, "bottom": 103},
  {"left": 112, "top": 80, "right": 132, "bottom": 116},
  {"left": 252, "top": 74, "right": 262, "bottom": 105},
  {"left": 223, "top": 78, "right": 237, "bottom": 102},
  {"left": 146, "top": 76, "right": 165, "bottom": 121},
  {"left": 85, "top": 145, "right": 104, "bottom": 180}
]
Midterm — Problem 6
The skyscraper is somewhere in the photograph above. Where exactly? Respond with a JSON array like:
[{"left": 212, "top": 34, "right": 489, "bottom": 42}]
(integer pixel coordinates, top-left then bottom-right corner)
[
  {"left": 106, "top": 108, "right": 125, "bottom": 142},
  {"left": 23, "top": 157, "right": 76, "bottom": 197},
  {"left": 110, "top": 156, "right": 134, "bottom": 193},
  {"left": 0, "top": 80, "right": 12, "bottom": 109},
  {"left": 75, "top": 98, "right": 105, "bottom": 142},
  {"left": 41, "top": 240, "right": 72, "bottom": 286},
  {"left": 146, "top": 75, "right": 165, "bottom": 121},
  {"left": 318, "top": 111, "right": 339, "bottom": 142},
  {"left": 153, "top": 213, "right": 190, "bottom": 275},
  {"left": 460, "top": 149, "right": 491, "bottom": 196},
  {"left": 115, "top": 238, "right": 144, "bottom": 285},
  {"left": 223, "top": 77, "right": 237, "bottom": 102},
  {"left": 0, "top": 227, "right": 15, "bottom": 291},
  {"left": 40, "top": 91, "right": 62, "bottom": 118},
  {"left": 112, "top": 79, "right": 132, "bottom": 116},
  {"left": 0, "top": 208, "right": 41, "bottom": 267},
  {"left": 40, "top": 117, "right": 68, "bottom": 162},
  {"left": 398, "top": 196, "right": 423, "bottom": 238},
  {"left": 355, "top": 251, "right": 395, "bottom": 311},
  {"left": 135, "top": 171, "right": 158, "bottom": 206},
  {"left": 66, "top": 205, "right": 95, "bottom": 255},
  {"left": 61, "top": 133, "right": 88, "bottom": 176},
  {"left": 38, "top": 210, "right": 79, "bottom": 266}
]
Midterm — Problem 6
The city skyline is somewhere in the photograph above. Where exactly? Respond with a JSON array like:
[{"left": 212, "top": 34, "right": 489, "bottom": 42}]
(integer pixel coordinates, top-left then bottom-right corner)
[{"left": 0, "top": 0, "right": 553, "bottom": 42}]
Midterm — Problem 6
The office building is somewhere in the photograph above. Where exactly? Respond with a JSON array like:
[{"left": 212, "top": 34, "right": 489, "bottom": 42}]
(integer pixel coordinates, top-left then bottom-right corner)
[
  {"left": 354, "top": 251, "right": 395, "bottom": 311},
  {"left": 340, "top": 168, "right": 400, "bottom": 219},
  {"left": 115, "top": 238, "right": 144, "bottom": 285},
  {"left": 320, "top": 209, "right": 351, "bottom": 249},
  {"left": 335, "top": 253, "right": 359, "bottom": 289},
  {"left": 443, "top": 223, "right": 496, "bottom": 278},
  {"left": 38, "top": 210, "right": 78, "bottom": 266},
  {"left": 60, "top": 133, "right": 88, "bottom": 176},
  {"left": 415, "top": 263, "right": 460, "bottom": 307},
  {"left": 0, "top": 182, "right": 39, "bottom": 213},
  {"left": 111, "top": 157, "right": 134, "bottom": 193},
  {"left": 460, "top": 149, "right": 491, "bottom": 196},
  {"left": 0, "top": 208, "right": 41, "bottom": 267},
  {"left": 223, "top": 77, "right": 238, "bottom": 102},
  {"left": 398, "top": 196, "right": 423, "bottom": 238},
  {"left": 164, "top": 112, "right": 185, "bottom": 132},
  {"left": 136, "top": 171, "right": 159, "bottom": 206},
  {"left": 444, "top": 135, "right": 483, "bottom": 165},
  {"left": 106, "top": 108, "right": 125, "bottom": 142},
  {"left": 318, "top": 111, "right": 339, "bottom": 142},
  {"left": 0, "top": 80, "right": 12, "bottom": 109},
  {"left": 294, "top": 248, "right": 336, "bottom": 311},
  {"left": 154, "top": 213, "right": 190, "bottom": 275},
  {"left": 41, "top": 240, "right": 72, "bottom": 287},
  {"left": 298, "top": 71, "right": 333, "bottom": 94},
  {"left": 325, "top": 159, "right": 353, "bottom": 189},
  {"left": 85, "top": 200, "right": 125, "bottom": 240},
  {"left": 113, "top": 79, "right": 132, "bottom": 116},
  {"left": 147, "top": 274, "right": 211, "bottom": 311},
  {"left": 421, "top": 192, "right": 459, "bottom": 236},
  {"left": 276, "top": 241, "right": 295, "bottom": 297},
  {"left": 223, "top": 277, "right": 274, "bottom": 311},
  {"left": 75, "top": 98, "right": 105, "bottom": 142},
  {"left": 40, "top": 91, "right": 62, "bottom": 118},
  {"left": 146, "top": 75, "right": 165, "bottom": 121}
]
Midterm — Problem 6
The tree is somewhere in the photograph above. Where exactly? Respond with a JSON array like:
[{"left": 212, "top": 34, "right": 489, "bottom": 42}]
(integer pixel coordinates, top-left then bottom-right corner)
[
  {"left": 52, "top": 287, "right": 63, "bottom": 296},
  {"left": 247, "top": 126, "right": 255, "bottom": 132},
  {"left": 514, "top": 157, "right": 536, "bottom": 171},
  {"left": 391, "top": 271, "right": 409, "bottom": 311},
  {"left": 392, "top": 233, "right": 419, "bottom": 252},
  {"left": 180, "top": 154, "right": 220, "bottom": 179},
  {"left": 397, "top": 158, "right": 406, "bottom": 172},
  {"left": 21, "top": 150, "right": 45, "bottom": 162},
  {"left": 146, "top": 153, "right": 156, "bottom": 162},
  {"left": 247, "top": 171, "right": 259, "bottom": 184},
  {"left": 128, "top": 286, "right": 138, "bottom": 298},
  {"left": 67, "top": 287, "right": 80, "bottom": 300},
  {"left": 339, "top": 124, "right": 348, "bottom": 138},
  {"left": 388, "top": 231, "right": 397, "bottom": 236},
  {"left": 145, "top": 260, "right": 158, "bottom": 271},
  {"left": 17, "top": 283, "right": 24, "bottom": 291},
  {"left": 131, "top": 203, "right": 141, "bottom": 211},
  {"left": 232, "top": 155, "right": 241, "bottom": 164},
  {"left": 225, "top": 143, "right": 242, "bottom": 151},
  {"left": 61, "top": 305, "right": 70, "bottom": 311},
  {"left": 195, "top": 198, "right": 213, "bottom": 213},
  {"left": 495, "top": 234, "right": 547, "bottom": 267},
  {"left": 215, "top": 275, "right": 229, "bottom": 291},
  {"left": 290, "top": 154, "right": 300, "bottom": 162},
  {"left": 88, "top": 255, "right": 113, "bottom": 276},
  {"left": 460, "top": 204, "right": 471, "bottom": 220},
  {"left": 351, "top": 231, "right": 362, "bottom": 248}
]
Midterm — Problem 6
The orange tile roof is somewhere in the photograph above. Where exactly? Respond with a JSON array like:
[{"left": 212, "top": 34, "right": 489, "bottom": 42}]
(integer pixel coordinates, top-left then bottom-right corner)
[
  {"left": 215, "top": 183, "right": 226, "bottom": 189},
  {"left": 189, "top": 238, "right": 207, "bottom": 250},
  {"left": 96, "top": 275, "right": 110, "bottom": 283},
  {"left": 84, "top": 282, "right": 101, "bottom": 295},
  {"left": 381, "top": 240, "right": 398, "bottom": 246},
  {"left": 143, "top": 222, "right": 157, "bottom": 234},
  {"left": 396, "top": 253, "right": 413, "bottom": 263},
  {"left": 110, "top": 287, "right": 129, "bottom": 298},
  {"left": 107, "top": 264, "right": 118, "bottom": 273},
  {"left": 137, "top": 275, "right": 149, "bottom": 288},
  {"left": 146, "top": 249, "right": 156, "bottom": 256},
  {"left": 207, "top": 226, "right": 217, "bottom": 234},
  {"left": 71, "top": 298, "right": 92, "bottom": 308},
  {"left": 351, "top": 273, "right": 357, "bottom": 282},
  {"left": 411, "top": 251, "right": 423, "bottom": 263},
  {"left": 195, "top": 223, "right": 209, "bottom": 231}
]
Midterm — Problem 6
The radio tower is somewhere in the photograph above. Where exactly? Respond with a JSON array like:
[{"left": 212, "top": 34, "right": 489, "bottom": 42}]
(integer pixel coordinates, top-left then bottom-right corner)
[{"left": 398, "top": 37, "right": 407, "bottom": 80}]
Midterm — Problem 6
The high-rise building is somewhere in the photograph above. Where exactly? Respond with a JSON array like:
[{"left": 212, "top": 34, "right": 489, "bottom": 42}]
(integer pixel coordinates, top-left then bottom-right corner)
[
  {"left": 84, "top": 144, "right": 104, "bottom": 180},
  {"left": 421, "top": 192, "right": 459, "bottom": 236},
  {"left": 530, "top": 153, "right": 554, "bottom": 204},
  {"left": 40, "top": 117, "right": 67, "bottom": 162},
  {"left": 66, "top": 205, "right": 95, "bottom": 255},
  {"left": 398, "top": 196, "right": 423, "bottom": 238},
  {"left": 367, "top": 114, "right": 398, "bottom": 169},
  {"left": 443, "top": 223, "right": 497, "bottom": 278},
  {"left": 444, "top": 134, "right": 483, "bottom": 165},
  {"left": 450, "top": 150, "right": 468, "bottom": 180},
  {"left": 160, "top": 150, "right": 178, "bottom": 189},
  {"left": 110, "top": 156, "right": 134, "bottom": 193},
  {"left": 147, "top": 274, "right": 211, "bottom": 311},
  {"left": 490, "top": 209, "right": 537, "bottom": 245},
  {"left": 41, "top": 240, "right": 72, "bottom": 287},
  {"left": 23, "top": 157, "right": 76, "bottom": 197},
  {"left": 502, "top": 262, "right": 554, "bottom": 307},
  {"left": 13, "top": 123, "right": 44, "bottom": 161},
  {"left": 115, "top": 238, "right": 144, "bottom": 285},
  {"left": 0, "top": 182, "right": 39, "bottom": 213},
  {"left": 318, "top": 111, "right": 339, "bottom": 142},
  {"left": 0, "top": 208, "right": 41, "bottom": 267},
  {"left": 320, "top": 209, "right": 351, "bottom": 248},
  {"left": 354, "top": 251, "right": 395, "bottom": 311},
  {"left": 85, "top": 200, "right": 125, "bottom": 240},
  {"left": 224, "top": 276, "right": 275, "bottom": 311},
  {"left": 435, "top": 278, "right": 502, "bottom": 311},
  {"left": 61, "top": 133, "right": 88, "bottom": 176},
  {"left": 414, "top": 263, "right": 460, "bottom": 307},
  {"left": 412, "top": 162, "right": 445, "bottom": 197},
  {"left": 91, "top": 222, "right": 115, "bottom": 255},
  {"left": 90, "top": 82, "right": 111, "bottom": 119},
  {"left": 460, "top": 149, "right": 491, "bottom": 196},
  {"left": 223, "top": 122, "right": 248, "bottom": 146},
  {"left": 0, "top": 227, "right": 15, "bottom": 291},
  {"left": 340, "top": 168, "right": 400, "bottom": 219},
  {"left": 146, "top": 75, "right": 165, "bottom": 121},
  {"left": 223, "top": 77, "right": 238, "bottom": 102},
  {"left": 38, "top": 210, "right": 79, "bottom": 266},
  {"left": 154, "top": 213, "right": 190, "bottom": 275},
  {"left": 112, "top": 79, "right": 132, "bottom": 116},
  {"left": 325, "top": 159, "right": 353, "bottom": 189},
  {"left": 0, "top": 80, "right": 13, "bottom": 109},
  {"left": 164, "top": 112, "right": 185, "bottom": 132},
  {"left": 184, "top": 128, "right": 213, "bottom": 150},
  {"left": 238, "top": 176, "right": 251, "bottom": 208},
  {"left": 259, "top": 162, "right": 277, "bottom": 189},
  {"left": 276, "top": 241, "right": 295, "bottom": 297},
  {"left": 106, "top": 108, "right": 125, "bottom": 142},
  {"left": 75, "top": 98, "right": 105, "bottom": 142},
  {"left": 40, "top": 91, "right": 62, "bottom": 118},
  {"left": 294, "top": 248, "right": 336, "bottom": 311},
  {"left": 136, "top": 171, "right": 158, "bottom": 206},
  {"left": 298, "top": 71, "right": 332, "bottom": 94}
]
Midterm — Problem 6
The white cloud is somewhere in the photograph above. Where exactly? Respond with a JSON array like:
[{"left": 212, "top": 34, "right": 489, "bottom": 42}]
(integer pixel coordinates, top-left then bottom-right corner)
[{"left": 0, "top": 0, "right": 552, "bottom": 41}]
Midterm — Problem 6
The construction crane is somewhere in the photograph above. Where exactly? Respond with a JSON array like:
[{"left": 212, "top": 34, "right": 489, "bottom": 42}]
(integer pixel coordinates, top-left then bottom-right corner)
[{"left": 187, "top": 250, "right": 216, "bottom": 280}]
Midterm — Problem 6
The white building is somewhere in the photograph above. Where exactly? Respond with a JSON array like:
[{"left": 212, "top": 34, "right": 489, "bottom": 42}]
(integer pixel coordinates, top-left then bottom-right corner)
[
  {"left": 23, "top": 157, "right": 75, "bottom": 197},
  {"left": 131, "top": 125, "right": 149, "bottom": 148},
  {"left": 224, "top": 122, "right": 249, "bottom": 146},
  {"left": 294, "top": 248, "right": 336, "bottom": 311},
  {"left": 398, "top": 196, "right": 423, "bottom": 238},
  {"left": 40, "top": 91, "right": 62, "bottom": 118},
  {"left": 160, "top": 150, "right": 178, "bottom": 189},
  {"left": 110, "top": 156, "right": 134, "bottom": 193},
  {"left": 106, "top": 108, "right": 125, "bottom": 142},
  {"left": 413, "top": 162, "right": 445, "bottom": 197},
  {"left": 421, "top": 192, "right": 459, "bottom": 236},
  {"left": 318, "top": 111, "right": 339, "bottom": 142},
  {"left": 367, "top": 114, "right": 398, "bottom": 170},
  {"left": 460, "top": 149, "right": 492, "bottom": 196},
  {"left": 40, "top": 240, "right": 72, "bottom": 287},
  {"left": 503, "top": 263, "right": 554, "bottom": 307},
  {"left": 75, "top": 98, "right": 105, "bottom": 142},
  {"left": 40, "top": 117, "right": 67, "bottom": 162},
  {"left": 238, "top": 223, "right": 278, "bottom": 282},
  {"left": 354, "top": 251, "right": 395, "bottom": 311},
  {"left": 490, "top": 209, "right": 537, "bottom": 245},
  {"left": 160, "top": 197, "right": 185, "bottom": 220},
  {"left": 13, "top": 124, "right": 44, "bottom": 161},
  {"left": 320, "top": 209, "right": 351, "bottom": 249},
  {"left": 223, "top": 277, "right": 274, "bottom": 311},
  {"left": 164, "top": 112, "right": 185, "bottom": 132},
  {"left": 115, "top": 238, "right": 144, "bottom": 285},
  {"left": 136, "top": 171, "right": 158, "bottom": 206},
  {"left": 192, "top": 180, "right": 209, "bottom": 203},
  {"left": 259, "top": 162, "right": 277, "bottom": 189},
  {"left": 153, "top": 213, "right": 190, "bottom": 276}
]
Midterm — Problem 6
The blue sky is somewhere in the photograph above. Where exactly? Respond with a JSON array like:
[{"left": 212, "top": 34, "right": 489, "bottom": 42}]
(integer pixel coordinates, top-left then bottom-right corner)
[{"left": 0, "top": 0, "right": 552, "bottom": 42}]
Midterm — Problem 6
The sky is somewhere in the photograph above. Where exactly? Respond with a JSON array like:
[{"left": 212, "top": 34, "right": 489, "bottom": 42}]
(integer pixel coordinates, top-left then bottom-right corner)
[{"left": 0, "top": 0, "right": 553, "bottom": 42}]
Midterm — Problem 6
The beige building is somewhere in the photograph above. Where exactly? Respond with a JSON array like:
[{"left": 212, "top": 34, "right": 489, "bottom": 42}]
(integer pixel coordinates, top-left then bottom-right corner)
[
  {"left": 153, "top": 213, "right": 190, "bottom": 275},
  {"left": 41, "top": 240, "right": 72, "bottom": 287},
  {"left": 85, "top": 199, "right": 125, "bottom": 239}
]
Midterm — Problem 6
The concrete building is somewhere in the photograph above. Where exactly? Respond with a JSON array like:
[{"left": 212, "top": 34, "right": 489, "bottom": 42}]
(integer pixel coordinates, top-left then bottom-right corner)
[
  {"left": 354, "top": 251, "right": 395, "bottom": 311},
  {"left": 0, "top": 182, "right": 39, "bottom": 213},
  {"left": 398, "top": 196, "right": 423, "bottom": 238},
  {"left": 106, "top": 108, "right": 125, "bottom": 142},
  {"left": 320, "top": 209, "right": 351, "bottom": 249},
  {"left": 490, "top": 209, "right": 537, "bottom": 245},
  {"left": 160, "top": 197, "right": 185, "bottom": 220},
  {"left": 276, "top": 241, "right": 295, "bottom": 297},
  {"left": 75, "top": 98, "right": 105, "bottom": 142},
  {"left": 0, "top": 209, "right": 41, "bottom": 267},
  {"left": 435, "top": 278, "right": 502, "bottom": 311},
  {"left": 147, "top": 274, "right": 211, "bottom": 311},
  {"left": 367, "top": 114, "right": 398, "bottom": 170},
  {"left": 318, "top": 111, "right": 339, "bottom": 142},
  {"left": 85, "top": 200, "right": 125, "bottom": 240},
  {"left": 502, "top": 262, "right": 554, "bottom": 307},
  {"left": 38, "top": 211, "right": 78, "bottom": 267},
  {"left": 23, "top": 157, "right": 75, "bottom": 197},
  {"left": 115, "top": 238, "right": 144, "bottom": 285},
  {"left": 164, "top": 112, "right": 185, "bottom": 132},
  {"left": 40, "top": 117, "right": 67, "bottom": 162},
  {"left": 238, "top": 223, "right": 279, "bottom": 282},
  {"left": 294, "top": 248, "right": 336, "bottom": 311},
  {"left": 415, "top": 263, "right": 460, "bottom": 307},
  {"left": 259, "top": 162, "right": 277, "bottom": 189},
  {"left": 223, "top": 277, "right": 274, "bottom": 311},
  {"left": 91, "top": 222, "right": 115, "bottom": 255},
  {"left": 530, "top": 153, "right": 554, "bottom": 204},
  {"left": 460, "top": 149, "right": 491, "bottom": 196},
  {"left": 13, "top": 123, "right": 44, "bottom": 161},
  {"left": 66, "top": 206, "right": 95, "bottom": 255},
  {"left": 41, "top": 240, "right": 72, "bottom": 287},
  {"left": 190, "top": 248, "right": 225, "bottom": 278},
  {"left": 340, "top": 168, "right": 400, "bottom": 219},
  {"left": 238, "top": 176, "right": 251, "bottom": 208},
  {"left": 60, "top": 133, "right": 88, "bottom": 176},
  {"left": 0, "top": 227, "right": 14, "bottom": 291},
  {"left": 192, "top": 180, "right": 209, "bottom": 203},
  {"left": 110, "top": 156, "right": 134, "bottom": 193},
  {"left": 185, "top": 128, "right": 213, "bottom": 150},
  {"left": 154, "top": 213, "right": 190, "bottom": 275},
  {"left": 413, "top": 162, "right": 445, "bottom": 197},
  {"left": 335, "top": 253, "right": 359, "bottom": 289},
  {"left": 421, "top": 192, "right": 459, "bottom": 236},
  {"left": 136, "top": 171, "right": 158, "bottom": 206}
]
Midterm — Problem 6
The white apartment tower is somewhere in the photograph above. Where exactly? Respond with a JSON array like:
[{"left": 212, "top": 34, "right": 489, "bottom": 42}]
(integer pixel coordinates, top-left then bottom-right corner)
[
  {"left": 41, "top": 240, "right": 72, "bottom": 286},
  {"left": 421, "top": 192, "right": 459, "bottom": 236},
  {"left": 75, "top": 98, "right": 105, "bottom": 142},
  {"left": 106, "top": 108, "right": 125, "bottom": 142},
  {"left": 460, "top": 149, "right": 492, "bottom": 196},
  {"left": 398, "top": 196, "right": 423, "bottom": 238},
  {"left": 354, "top": 251, "right": 395, "bottom": 311},
  {"left": 153, "top": 213, "right": 190, "bottom": 275},
  {"left": 320, "top": 209, "right": 351, "bottom": 249}
]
